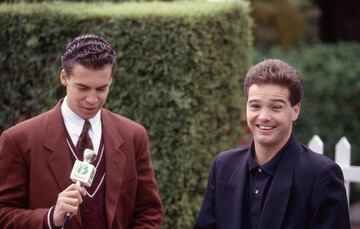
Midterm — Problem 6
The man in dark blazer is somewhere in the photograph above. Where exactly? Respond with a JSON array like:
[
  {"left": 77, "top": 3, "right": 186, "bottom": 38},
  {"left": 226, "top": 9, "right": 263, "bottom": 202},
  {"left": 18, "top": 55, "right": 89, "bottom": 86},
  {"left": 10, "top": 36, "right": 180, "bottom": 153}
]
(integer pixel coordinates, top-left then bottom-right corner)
[
  {"left": 0, "top": 34, "right": 163, "bottom": 228},
  {"left": 194, "top": 59, "right": 350, "bottom": 229}
]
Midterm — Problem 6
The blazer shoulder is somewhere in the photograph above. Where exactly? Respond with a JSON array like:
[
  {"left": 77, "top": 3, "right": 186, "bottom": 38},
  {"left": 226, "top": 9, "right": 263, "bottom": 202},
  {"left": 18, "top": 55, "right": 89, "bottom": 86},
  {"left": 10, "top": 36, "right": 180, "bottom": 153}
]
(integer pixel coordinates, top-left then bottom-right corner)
[
  {"left": 293, "top": 143, "right": 343, "bottom": 182},
  {"left": 101, "top": 108, "right": 147, "bottom": 134},
  {"left": 217, "top": 146, "right": 249, "bottom": 159},
  {"left": 2, "top": 109, "right": 54, "bottom": 138},
  {"left": 213, "top": 146, "right": 249, "bottom": 169},
  {"left": 298, "top": 144, "right": 337, "bottom": 168}
]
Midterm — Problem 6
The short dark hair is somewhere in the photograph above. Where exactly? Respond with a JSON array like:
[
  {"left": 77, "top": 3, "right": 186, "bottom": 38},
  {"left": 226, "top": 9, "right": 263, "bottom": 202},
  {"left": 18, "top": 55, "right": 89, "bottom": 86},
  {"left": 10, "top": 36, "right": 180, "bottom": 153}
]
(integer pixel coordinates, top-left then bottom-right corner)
[
  {"left": 244, "top": 59, "right": 303, "bottom": 106},
  {"left": 61, "top": 34, "right": 117, "bottom": 76}
]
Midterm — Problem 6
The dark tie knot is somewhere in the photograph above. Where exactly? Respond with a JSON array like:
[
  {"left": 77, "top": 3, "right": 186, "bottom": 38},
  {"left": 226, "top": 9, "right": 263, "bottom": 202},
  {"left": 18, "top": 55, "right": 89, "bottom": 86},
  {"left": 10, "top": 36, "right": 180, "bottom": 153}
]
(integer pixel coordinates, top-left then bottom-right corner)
[
  {"left": 76, "top": 120, "right": 94, "bottom": 157},
  {"left": 83, "top": 120, "right": 91, "bottom": 133}
]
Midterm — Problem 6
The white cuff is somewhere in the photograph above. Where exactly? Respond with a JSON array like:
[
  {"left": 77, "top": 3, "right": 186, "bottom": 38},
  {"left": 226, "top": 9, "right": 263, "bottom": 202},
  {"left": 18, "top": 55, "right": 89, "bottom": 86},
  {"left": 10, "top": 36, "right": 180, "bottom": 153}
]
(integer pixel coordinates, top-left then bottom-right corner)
[{"left": 47, "top": 206, "right": 54, "bottom": 229}]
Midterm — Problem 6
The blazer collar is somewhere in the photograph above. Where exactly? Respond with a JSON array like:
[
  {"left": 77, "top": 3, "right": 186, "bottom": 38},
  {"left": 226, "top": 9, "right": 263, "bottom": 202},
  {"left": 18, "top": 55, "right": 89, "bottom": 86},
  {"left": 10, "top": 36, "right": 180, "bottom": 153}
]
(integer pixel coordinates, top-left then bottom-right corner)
[
  {"left": 43, "top": 100, "right": 84, "bottom": 226},
  {"left": 100, "top": 109, "right": 126, "bottom": 227},
  {"left": 222, "top": 150, "right": 250, "bottom": 228},
  {"left": 258, "top": 135, "right": 301, "bottom": 229},
  {"left": 44, "top": 100, "right": 73, "bottom": 190}
]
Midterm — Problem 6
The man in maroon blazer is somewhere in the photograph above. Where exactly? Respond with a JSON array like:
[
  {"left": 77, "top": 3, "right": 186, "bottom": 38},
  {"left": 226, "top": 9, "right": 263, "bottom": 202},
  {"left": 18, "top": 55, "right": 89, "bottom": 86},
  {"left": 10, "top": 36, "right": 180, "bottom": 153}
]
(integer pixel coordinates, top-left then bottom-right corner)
[{"left": 0, "top": 34, "right": 163, "bottom": 228}]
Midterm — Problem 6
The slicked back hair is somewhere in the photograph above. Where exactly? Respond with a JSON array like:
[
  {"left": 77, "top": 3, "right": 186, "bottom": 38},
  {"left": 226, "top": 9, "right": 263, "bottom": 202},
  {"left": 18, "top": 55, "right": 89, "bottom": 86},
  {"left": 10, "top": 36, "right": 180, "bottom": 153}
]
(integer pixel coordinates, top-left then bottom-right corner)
[
  {"left": 61, "top": 34, "right": 117, "bottom": 76},
  {"left": 244, "top": 59, "right": 303, "bottom": 106}
]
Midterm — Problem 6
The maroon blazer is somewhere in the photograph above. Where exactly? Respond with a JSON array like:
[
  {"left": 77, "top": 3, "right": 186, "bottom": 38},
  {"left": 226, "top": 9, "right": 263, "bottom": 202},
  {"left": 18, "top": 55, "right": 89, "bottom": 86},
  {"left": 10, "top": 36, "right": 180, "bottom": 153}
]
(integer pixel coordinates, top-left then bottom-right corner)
[{"left": 0, "top": 101, "right": 163, "bottom": 228}]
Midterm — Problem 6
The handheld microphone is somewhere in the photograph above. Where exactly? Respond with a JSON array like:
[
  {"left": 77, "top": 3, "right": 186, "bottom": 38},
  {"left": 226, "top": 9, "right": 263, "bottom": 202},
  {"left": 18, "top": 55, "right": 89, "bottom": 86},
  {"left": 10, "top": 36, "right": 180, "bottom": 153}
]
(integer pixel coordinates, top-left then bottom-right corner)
[
  {"left": 70, "top": 149, "right": 96, "bottom": 187},
  {"left": 62, "top": 149, "right": 96, "bottom": 228}
]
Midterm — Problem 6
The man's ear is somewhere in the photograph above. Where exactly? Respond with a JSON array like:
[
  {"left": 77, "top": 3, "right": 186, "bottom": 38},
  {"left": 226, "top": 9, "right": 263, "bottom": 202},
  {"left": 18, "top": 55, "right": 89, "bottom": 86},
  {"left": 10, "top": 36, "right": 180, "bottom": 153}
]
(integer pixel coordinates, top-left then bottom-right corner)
[
  {"left": 292, "top": 103, "right": 301, "bottom": 121},
  {"left": 60, "top": 69, "right": 68, "bottom": 86}
]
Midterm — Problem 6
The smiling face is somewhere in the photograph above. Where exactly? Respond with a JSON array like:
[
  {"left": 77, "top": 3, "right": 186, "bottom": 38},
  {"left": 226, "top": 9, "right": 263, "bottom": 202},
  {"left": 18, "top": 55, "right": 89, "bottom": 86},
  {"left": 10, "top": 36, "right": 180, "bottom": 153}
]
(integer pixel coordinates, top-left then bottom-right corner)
[
  {"left": 246, "top": 84, "right": 300, "bottom": 154},
  {"left": 60, "top": 63, "right": 112, "bottom": 119}
]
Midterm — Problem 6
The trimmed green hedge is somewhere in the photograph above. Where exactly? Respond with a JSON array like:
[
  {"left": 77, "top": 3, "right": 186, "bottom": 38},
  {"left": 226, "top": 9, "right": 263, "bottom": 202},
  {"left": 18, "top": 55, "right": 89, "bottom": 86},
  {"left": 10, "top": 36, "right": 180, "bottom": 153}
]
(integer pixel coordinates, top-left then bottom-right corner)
[
  {"left": 255, "top": 43, "right": 360, "bottom": 202},
  {"left": 0, "top": 1, "right": 252, "bottom": 227}
]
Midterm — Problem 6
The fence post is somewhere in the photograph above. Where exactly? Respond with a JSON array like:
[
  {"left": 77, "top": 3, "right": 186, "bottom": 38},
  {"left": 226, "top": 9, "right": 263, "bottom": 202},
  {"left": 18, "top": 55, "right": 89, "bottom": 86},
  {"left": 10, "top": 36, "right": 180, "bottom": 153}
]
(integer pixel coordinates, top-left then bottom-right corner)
[
  {"left": 308, "top": 135, "right": 324, "bottom": 154},
  {"left": 335, "top": 137, "right": 351, "bottom": 203}
]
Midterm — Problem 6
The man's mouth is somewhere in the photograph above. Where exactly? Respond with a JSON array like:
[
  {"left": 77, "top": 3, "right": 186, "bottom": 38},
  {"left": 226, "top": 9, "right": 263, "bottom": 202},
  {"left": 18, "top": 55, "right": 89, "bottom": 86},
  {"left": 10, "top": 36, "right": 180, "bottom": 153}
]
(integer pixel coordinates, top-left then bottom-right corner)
[
  {"left": 257, "top": 125, "right": 275, "bottom": 130},
  {"left": 83, "top": 107, "right": 98, "bottom": 112}
]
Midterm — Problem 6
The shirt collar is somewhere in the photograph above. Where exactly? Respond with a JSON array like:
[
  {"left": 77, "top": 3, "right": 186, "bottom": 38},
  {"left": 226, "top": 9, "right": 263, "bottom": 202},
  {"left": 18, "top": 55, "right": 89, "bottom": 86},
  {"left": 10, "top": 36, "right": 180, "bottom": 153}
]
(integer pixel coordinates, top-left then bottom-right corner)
[
  {"left": 61, "top": 96, "right": 101, "bottom": 135},
  {"left": 248, "top": 134, "right": 295, "bottom": 176}
]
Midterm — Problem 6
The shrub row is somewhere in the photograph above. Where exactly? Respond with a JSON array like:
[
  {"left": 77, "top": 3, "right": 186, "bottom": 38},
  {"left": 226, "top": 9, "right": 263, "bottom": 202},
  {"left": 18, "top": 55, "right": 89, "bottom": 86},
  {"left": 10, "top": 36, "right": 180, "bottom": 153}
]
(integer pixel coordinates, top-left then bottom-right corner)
[{"left": 0, "top": 1, "right": 252, "bottom": 227}]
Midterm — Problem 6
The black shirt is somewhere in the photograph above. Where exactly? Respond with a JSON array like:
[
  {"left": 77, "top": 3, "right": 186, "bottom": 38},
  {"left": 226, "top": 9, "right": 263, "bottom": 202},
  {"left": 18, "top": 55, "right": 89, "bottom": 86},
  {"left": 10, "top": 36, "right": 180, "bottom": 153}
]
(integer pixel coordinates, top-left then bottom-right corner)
[{"left": 246, "top": 136, "right": 292, "bottom": 229}]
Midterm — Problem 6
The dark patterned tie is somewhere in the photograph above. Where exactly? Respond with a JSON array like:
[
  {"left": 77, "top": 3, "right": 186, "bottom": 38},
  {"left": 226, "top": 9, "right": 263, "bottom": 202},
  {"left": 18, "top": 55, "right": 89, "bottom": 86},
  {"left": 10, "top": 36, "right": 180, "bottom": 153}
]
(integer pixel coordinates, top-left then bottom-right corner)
[{"left": 76, "top": 120, "right": 94, "bottom": 158}]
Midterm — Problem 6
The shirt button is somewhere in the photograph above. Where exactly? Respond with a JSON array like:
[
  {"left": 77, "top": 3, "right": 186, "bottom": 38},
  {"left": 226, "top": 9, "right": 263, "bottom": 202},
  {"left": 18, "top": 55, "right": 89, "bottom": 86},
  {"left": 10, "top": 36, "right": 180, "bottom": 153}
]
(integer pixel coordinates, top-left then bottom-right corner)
[
  {"left": 258, "top": 168, "right": 262, "bottom": 173},
  {"left": 255, "top": 189, "right": 260, "bottom": 194}
]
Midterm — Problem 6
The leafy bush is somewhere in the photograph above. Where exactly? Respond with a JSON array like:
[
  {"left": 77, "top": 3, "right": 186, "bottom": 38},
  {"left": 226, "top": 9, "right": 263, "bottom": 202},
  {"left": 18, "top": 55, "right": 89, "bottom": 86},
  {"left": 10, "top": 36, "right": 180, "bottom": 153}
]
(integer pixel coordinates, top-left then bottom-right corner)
[{"left": 0, "top": 1, "right": 252, "bottom": 227}]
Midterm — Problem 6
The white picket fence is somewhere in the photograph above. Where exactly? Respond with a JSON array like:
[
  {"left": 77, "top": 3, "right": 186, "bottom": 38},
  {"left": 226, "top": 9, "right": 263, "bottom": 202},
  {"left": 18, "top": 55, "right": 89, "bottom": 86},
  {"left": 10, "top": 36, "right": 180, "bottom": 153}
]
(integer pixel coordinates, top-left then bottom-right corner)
[{"left": 308, "top": 135, "right": 360, "bottom": 202}]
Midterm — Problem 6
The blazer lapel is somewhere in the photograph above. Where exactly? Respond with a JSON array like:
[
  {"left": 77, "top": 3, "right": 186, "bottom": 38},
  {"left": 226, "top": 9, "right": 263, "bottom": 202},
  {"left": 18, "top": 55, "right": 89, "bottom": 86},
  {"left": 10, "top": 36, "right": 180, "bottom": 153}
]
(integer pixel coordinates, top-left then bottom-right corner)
[
  {"left": 222, "top": 151, "right": 250, "bottom": 229},
  {"left": 101, "top": 110, "right": 126, "bottom": 227},
  {"left": 258, "top": 138, "right": 301, "bottom": 229},
  {"left": 44, "top": 102, "right": 83, "bottom": 226}
]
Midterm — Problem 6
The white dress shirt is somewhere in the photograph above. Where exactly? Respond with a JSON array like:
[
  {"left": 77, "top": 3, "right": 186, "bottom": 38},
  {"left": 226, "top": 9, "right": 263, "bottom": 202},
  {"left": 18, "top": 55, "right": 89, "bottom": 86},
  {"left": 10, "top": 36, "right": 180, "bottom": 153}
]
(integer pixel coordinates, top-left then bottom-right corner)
[{"left": 61, "top": 96, "right": 102, "bottom": 155}]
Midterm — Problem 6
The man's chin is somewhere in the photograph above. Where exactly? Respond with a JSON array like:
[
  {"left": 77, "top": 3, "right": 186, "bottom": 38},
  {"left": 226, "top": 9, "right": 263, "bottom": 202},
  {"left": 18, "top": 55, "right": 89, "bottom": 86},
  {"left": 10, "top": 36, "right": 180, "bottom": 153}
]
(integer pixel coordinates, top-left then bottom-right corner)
[
  {"left": 255, "top": 136, "right": 277, "bottom": 147},
  {"left": 79, "top": 110, "right": 98, "bottom": 119}
]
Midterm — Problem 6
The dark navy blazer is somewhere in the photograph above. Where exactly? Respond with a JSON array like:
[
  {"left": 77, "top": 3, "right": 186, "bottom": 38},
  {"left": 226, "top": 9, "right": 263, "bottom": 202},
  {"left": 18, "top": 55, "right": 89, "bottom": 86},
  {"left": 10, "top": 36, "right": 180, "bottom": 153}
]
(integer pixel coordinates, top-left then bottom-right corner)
[{"left": 194, "top": 136, "right": 350, "bottom": 229}]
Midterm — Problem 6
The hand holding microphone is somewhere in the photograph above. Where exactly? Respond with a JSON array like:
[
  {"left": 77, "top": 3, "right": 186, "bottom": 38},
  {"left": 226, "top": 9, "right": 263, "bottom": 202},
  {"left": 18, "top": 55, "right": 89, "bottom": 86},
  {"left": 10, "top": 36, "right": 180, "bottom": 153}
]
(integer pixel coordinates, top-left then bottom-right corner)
[{"left": 52, "top": 149, "right": 96, "bottom": 228}]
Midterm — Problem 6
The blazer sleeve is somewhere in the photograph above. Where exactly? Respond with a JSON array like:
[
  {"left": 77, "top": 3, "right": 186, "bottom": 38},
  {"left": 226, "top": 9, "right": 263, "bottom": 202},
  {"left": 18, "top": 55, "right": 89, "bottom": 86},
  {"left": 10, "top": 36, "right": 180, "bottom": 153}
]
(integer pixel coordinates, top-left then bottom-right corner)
[
  {"left": 131, "top": 129, "right": 164, "bottom": 228},
  {"left": 310, "top": 162, "right": 351, "bottom": 229},
  {"left": 0, "top": 131, "right": 49, "bottom": 228},
  {"left": 194, "top": 157, "right": 218, "bottom": 229}
]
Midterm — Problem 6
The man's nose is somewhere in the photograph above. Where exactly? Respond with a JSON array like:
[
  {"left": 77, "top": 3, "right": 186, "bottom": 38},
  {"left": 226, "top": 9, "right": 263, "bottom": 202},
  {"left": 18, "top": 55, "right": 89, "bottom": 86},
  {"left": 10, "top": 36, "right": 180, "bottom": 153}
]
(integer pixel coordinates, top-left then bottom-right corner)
[
  {"left": 258, "top": 108, "right": 272, "bottom": 121},
  {"left": 86, "top": 91, "right": 98, "bottom": 104}
]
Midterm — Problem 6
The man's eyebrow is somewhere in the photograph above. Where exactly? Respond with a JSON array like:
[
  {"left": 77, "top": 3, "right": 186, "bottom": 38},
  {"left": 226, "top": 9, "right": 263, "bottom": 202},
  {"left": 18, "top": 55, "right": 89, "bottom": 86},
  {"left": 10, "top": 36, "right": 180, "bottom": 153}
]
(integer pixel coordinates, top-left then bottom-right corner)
[
  {"left": 247, "top": 98, "right": 288, "bottom": 104},
  {"left": 75, "top": 83, "right": 88, "bottom": 87},
  {"left": 247, "top": 99, "right": 260, "bottom": 103},
  {"left": 97, "top": 85, "right": 109, "bottom": 89},
  {"left": 270, "top": 99, "right": 287, "bottom": 104},
  {"left": 75, "top": 83, "right": 109, "bottom": 88}
]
